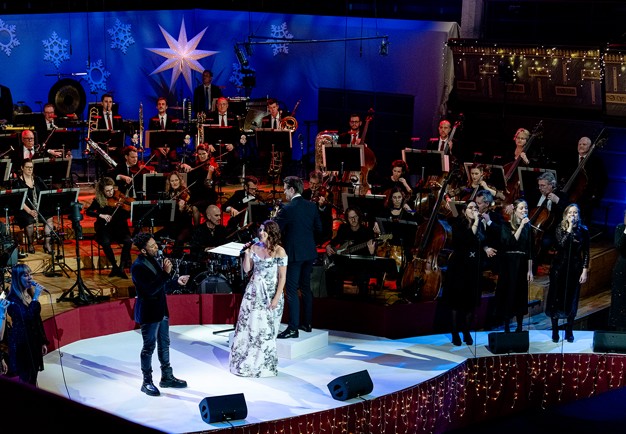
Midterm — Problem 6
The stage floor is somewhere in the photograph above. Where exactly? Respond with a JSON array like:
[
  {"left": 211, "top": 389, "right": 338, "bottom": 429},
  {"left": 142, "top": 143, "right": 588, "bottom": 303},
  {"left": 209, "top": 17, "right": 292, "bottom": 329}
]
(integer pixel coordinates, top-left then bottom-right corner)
[{"left": 38, "top": 326, "right": 596, "bottom": 433}]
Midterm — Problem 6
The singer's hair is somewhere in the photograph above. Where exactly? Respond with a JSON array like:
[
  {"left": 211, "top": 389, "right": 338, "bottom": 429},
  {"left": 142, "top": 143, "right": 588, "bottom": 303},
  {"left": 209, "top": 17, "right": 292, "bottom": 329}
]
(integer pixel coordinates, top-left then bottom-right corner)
[
  {"left": 10, "top": 264, "right": 35, "bottom": 301},
  {"left": 262, "top": 220, "right": 282, "bottom": 254},
  {"left": 283, "top": 176, "right": 303, "bottom": 194},
  {"left": 458, "top": 201, "right": 478, "bottom": 228},
  {"left": 560, "top": 203, "right": 586, "bottom": 231},
  {"left": 133, "top": 232, "right": 153, "bottom": 251},
  {"left": 509, "top": 199, "right": 528, "bottom": 231},
  {"left": 95, "top": 177, "right": 116, "bottom": 207}
]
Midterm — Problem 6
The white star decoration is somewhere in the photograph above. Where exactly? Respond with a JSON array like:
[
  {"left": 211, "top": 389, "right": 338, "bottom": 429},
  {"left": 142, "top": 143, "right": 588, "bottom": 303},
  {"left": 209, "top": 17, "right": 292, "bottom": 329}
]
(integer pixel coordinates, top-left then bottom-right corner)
[{"left": 146, "top": 19, "right": 217, "bottom": 91}]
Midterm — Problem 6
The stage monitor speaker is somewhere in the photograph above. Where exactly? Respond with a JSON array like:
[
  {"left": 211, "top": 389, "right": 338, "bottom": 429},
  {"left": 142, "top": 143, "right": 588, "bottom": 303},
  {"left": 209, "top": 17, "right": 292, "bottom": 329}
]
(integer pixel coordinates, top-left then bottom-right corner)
[
  {"left": 199, "top": 393, "right": 247, "bottom": 424},
  {"left": 593, "top": 331, "right": 626, "bottom": 354},
  {"left": 327, "top": 370, "right": 373, "bottom": 401},
  {"left": 488, "top": 331, "right": 529, "bottom": 354}
]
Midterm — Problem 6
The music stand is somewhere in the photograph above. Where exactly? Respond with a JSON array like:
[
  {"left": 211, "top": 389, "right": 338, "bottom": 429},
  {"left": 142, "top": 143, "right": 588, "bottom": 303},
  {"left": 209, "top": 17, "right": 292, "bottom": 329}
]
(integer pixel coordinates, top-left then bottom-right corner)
[
  {"left": 37, "top": 188, "right": 79, "bottom": 278},
  {"left": 130, "top": 200, "right": 175, "bottom": 232},
  {"left": 247, "top": 201, "right": 272, "bottom": 226},
  {"left": 342, "top": 193, "right": 386, "bottom": 223},
  {"left": 518, "top": 167, "right": 557, "bottom": 208},
  {"left": 402, "top": 149, "right": 449, "bottom": 180},
  {"left": 322, "top": 145, "right": 364, "bottom": 173},
  {"left": 202, "top": 125, "right": 240, "bottom": 145},
  {"left": 0, "top": 159, "right": 12, "bottom": 182},
  {"left": 0, "top": 189, "right": 26, "bottom": 272},
  {"left": 145, "top": 130, "right": 185, "bottom": 149},
  {"left": 255, "top": 128, "right": 293, "bottom": 157},
  {"left": 89, "top": 130, "right": 125, "bottom": 150},
  {"left": 143, "top": 173, "right": 167, "bottom": 200},
  {"left": 463, "top": 162, "right": 507, "bottom": 193},
  {"left": 32, "top": 157, "right": 71, "bottom": 188},
  {"left": 43, "top": 129, "right": 80, "bottom": 151}
]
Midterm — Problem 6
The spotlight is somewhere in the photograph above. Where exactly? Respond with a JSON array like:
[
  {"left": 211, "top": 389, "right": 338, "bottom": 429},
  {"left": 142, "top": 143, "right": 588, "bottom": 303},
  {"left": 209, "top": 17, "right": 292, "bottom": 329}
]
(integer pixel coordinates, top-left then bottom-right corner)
[
  {"left": 379, "top": 38, "right": 389, "bottom": 56},
  {"left": 234, "top": 44, "right": 248, "bottom": 68}
]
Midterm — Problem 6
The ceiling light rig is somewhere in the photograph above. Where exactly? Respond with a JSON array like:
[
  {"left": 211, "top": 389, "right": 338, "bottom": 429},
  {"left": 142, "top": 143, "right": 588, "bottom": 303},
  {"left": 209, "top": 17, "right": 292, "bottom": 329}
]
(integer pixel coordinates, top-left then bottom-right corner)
[{"left": 238, "top": 34, "right": 390, "bottom": 57}]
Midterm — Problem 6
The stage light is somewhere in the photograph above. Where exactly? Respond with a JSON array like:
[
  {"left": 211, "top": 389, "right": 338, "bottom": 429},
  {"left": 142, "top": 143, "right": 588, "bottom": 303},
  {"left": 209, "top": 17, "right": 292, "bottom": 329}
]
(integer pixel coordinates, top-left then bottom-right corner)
[
  {"left": 379, "top": 38, "right": 389, "bottom": 56},
  {"left": 234, "top": 44, "right": 248, "bottom": 68}
]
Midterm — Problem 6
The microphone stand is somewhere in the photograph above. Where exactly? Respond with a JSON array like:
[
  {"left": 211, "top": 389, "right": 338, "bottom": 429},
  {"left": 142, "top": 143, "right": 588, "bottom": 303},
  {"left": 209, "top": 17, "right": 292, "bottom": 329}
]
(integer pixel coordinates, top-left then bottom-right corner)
[{"left": 26, "top": 198, "right": 69, "bottom": 278}]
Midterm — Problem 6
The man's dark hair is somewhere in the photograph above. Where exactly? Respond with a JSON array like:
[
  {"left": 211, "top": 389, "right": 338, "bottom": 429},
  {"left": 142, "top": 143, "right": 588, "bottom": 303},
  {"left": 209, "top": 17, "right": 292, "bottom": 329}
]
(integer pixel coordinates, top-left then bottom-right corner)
[
  {"left": 133, "top": 232, "right": 152, "bottom": 251},
  {"left": 101, "top": 93, "right": 113, "bottom": 102},
  {"left": 283, "top": 176, "right": 303, "bottom": 195}
]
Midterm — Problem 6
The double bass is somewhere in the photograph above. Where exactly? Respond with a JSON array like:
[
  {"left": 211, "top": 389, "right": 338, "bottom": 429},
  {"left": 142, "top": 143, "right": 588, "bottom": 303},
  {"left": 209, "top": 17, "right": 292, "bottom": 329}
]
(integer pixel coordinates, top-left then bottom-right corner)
[
  {"left": 357, "top": 108, "right": 377, "bottom": 195},
  {"left": 561, "top": 132, "right": 606, "bottom": 204},
  {"left": 400, "top": 170, "right": 455, "bottom": 302},
  {"left": 502, "top": 121, "right": 543, "bottom": 214}
]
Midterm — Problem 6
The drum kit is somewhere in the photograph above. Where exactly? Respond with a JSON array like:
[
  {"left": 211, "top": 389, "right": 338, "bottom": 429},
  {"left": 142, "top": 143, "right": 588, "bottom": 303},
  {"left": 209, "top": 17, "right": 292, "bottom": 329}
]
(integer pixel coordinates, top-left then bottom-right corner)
[{"left": 160, "top": 237, "right": 243, "bottom": 294}]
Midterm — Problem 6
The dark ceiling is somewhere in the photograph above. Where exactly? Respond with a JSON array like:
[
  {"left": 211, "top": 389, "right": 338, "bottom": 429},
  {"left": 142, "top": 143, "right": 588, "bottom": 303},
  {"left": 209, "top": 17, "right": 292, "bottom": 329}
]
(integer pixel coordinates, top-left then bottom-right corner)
[{"left": 0, "top": 1, "right": 463, "bottom": 23}]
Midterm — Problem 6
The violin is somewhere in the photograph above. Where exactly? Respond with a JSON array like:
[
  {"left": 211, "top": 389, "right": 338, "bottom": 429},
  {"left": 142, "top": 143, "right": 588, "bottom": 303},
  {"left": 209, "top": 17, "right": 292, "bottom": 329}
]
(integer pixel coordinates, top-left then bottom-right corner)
[
  {"left": 129, "top": 162, "right": 155, "bottom": 176},
  {"left": 107, "top": 190, "right": 135, "bottom": 212}
]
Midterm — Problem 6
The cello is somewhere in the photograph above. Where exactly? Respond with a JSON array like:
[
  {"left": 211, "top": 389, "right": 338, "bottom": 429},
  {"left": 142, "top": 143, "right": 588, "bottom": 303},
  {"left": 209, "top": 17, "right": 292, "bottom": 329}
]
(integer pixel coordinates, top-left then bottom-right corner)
[{"left": 400, "top": 170, "right": 455, "bottom": 302}]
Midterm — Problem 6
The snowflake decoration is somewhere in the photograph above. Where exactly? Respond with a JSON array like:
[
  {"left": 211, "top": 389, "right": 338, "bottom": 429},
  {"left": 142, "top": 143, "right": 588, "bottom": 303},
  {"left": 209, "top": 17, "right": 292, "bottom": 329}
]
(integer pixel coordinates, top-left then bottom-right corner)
[
  {"left": 107, "top": 19, "right": 135, "bottom": 54},
  {"left": 42, "top": 32, "right": 70, "bottom": 68},
  {"left": 0, "top": 19, "right": 20, "bottom": 56},
  {"left": 229, "top": 62, "right": 256, "bottom": 89},
  {"left": 266, "top": 22, "right": 293, "bottom": 56},
  {"left": 86, "top": 59, "right": 111, "bottom": 92},
  {"left": 146, "top": 18, "right": 218, "bottom": 91}
]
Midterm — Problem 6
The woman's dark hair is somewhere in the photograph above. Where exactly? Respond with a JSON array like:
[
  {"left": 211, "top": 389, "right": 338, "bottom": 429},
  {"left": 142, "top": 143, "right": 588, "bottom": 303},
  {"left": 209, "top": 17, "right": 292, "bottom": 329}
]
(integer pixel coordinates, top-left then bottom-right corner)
[
  {"left": 384, "top": 186, "right": 406, "bottom": 208},
  {"left": 391, "top": 159, "right": 408, "bottom": 173},
  {"left": 262, "top": 220, "right": 282, "bottom": 253}
]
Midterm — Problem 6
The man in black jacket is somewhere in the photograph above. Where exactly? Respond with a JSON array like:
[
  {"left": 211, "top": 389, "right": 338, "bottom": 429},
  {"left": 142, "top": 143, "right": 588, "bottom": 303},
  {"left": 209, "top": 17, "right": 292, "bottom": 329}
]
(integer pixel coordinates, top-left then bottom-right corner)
[
  {"left": 131, "top": 232, "right": 189, "bottom": 396},
  {"left": 274, "top": 176, "right": 322, "bottom": 338}
]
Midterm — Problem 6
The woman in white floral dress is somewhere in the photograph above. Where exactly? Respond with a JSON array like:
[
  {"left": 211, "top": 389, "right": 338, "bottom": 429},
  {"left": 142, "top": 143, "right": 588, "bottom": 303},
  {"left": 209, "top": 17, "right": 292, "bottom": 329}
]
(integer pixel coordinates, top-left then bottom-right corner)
[{"left": 229, "top": 220, "right": 287, "bottom": 377}]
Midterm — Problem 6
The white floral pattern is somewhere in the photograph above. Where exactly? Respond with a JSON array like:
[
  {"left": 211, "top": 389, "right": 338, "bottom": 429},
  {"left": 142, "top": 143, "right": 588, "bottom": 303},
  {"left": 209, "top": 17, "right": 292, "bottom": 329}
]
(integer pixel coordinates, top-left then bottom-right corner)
[{"left": 229, "top": 253, "right": 287, "bottom": 377}]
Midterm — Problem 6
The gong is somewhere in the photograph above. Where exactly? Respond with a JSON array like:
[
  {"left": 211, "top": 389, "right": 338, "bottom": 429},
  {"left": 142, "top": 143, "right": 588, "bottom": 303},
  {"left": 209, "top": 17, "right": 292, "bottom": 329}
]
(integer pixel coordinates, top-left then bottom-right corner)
[{"left": 48, "top": 78, "right": 86, "bottom": 116}]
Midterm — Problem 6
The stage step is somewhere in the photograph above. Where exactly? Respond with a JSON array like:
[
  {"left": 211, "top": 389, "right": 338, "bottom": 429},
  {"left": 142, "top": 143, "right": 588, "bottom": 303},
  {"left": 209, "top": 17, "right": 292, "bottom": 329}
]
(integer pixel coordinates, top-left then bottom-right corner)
[{"left": 229, "top": 327, "right": 329, "bottom": 360}]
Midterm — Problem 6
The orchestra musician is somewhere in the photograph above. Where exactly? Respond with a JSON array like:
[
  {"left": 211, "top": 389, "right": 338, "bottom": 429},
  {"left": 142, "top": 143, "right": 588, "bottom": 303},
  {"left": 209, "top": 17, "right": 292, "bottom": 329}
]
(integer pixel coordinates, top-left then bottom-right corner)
[
  {"left": 189, "top": 204, "right": 228, "bottom": 262},
  {"left": 337, "top": 114, "right": 363, "bottom": 145},
  {"left": 12, "top": 159, "right": 54, "bottom": 255},
  {"left": 85, "top": 177, "right": 132, "bottom": 279},
  {"left": 155, "top": 171, "right": 193, "bottom": 258},
  {"left": 427, "top": 120, "right": 455, "bottom": 156},
  {"left": 113, "top": 145, "right": 150, "bottom": 198},
  {"left": 376, "top": 159, "right": 413, "bottom": 197},
  {"left": 148, "top": 97, "right": 178, "bottom": 131},
  {"left": 442, "top": 201, "right": 484, "bottom": 346},
  {"left": 153, "top": 143, "right": 189, "bottom": 174},
  {"left": 454, "top": 163, "right": 499, "bottom": 201},
  {"left": 205, "top": 97, "right": 239, "bottom": 182},
  {"left": 325, "top": 207, "right": 377, "bottom": 297},
  {"left": 495, "top": 199, "right": 533, "bottom": 333},
  {"left": 532, "top": 171, "right": 568, "bottom": 264},
  {"left": 98, "top": 93, "right": 121, "bottom": 131},
  {"left": 222, "top": 176, "right": 259, "bottom": 229},
  {"left": 187, "top": 144, "right": 219, "bottom": 225},
  {"left": 567, "top": 136, "right": 608, "bottom": 225},
  {"left": 302, "top": 170, "right": 333, "bottom": 245},
  {"left": 509, "top": 128, "right": 531, "bottom": 166},
  {"left": 378, "top": 186, "right": 419, "bottom": 222},
  {"left": 11, "top": 130, "right": 62, "bottom": 175},
  {"left": 261, "top": 98, "right": 283, "bottom": 130},
  {"left": 193, "top": 69, "right": 223, "bottom": 116}
]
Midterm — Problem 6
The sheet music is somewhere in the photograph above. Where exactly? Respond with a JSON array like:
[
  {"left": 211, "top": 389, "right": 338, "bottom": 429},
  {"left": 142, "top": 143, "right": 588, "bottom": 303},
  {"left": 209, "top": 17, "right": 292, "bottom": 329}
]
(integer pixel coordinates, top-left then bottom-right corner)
[{"left": 208, "top": 242, "right": 244, "bottom": 257}]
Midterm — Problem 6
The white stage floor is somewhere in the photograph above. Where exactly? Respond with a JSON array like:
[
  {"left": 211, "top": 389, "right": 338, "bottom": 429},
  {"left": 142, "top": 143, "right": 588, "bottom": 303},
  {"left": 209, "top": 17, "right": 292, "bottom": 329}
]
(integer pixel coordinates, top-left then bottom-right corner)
[{"left": 38, "top": 326, "right": 597, "bottom": 433}]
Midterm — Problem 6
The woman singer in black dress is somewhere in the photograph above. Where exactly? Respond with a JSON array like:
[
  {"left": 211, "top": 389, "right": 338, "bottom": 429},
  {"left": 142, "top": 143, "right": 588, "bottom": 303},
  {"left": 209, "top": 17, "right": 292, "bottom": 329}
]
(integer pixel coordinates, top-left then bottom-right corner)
[
  {"left": 442, "top": 201, "right": 484, "bottom": 346},
  {"left": 545, "top": 204, "right": 589, "bottom": 343}
]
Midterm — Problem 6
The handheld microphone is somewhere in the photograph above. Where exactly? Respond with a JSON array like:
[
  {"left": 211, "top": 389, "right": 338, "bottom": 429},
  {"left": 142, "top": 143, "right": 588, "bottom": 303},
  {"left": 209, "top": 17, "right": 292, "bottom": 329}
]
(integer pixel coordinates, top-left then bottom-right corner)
[
  {"left": 240, "top": 237, "right": 260, "bottom": 254},
  {"left": 35, "top": 283, "right": 50, "bottom": 294}
]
